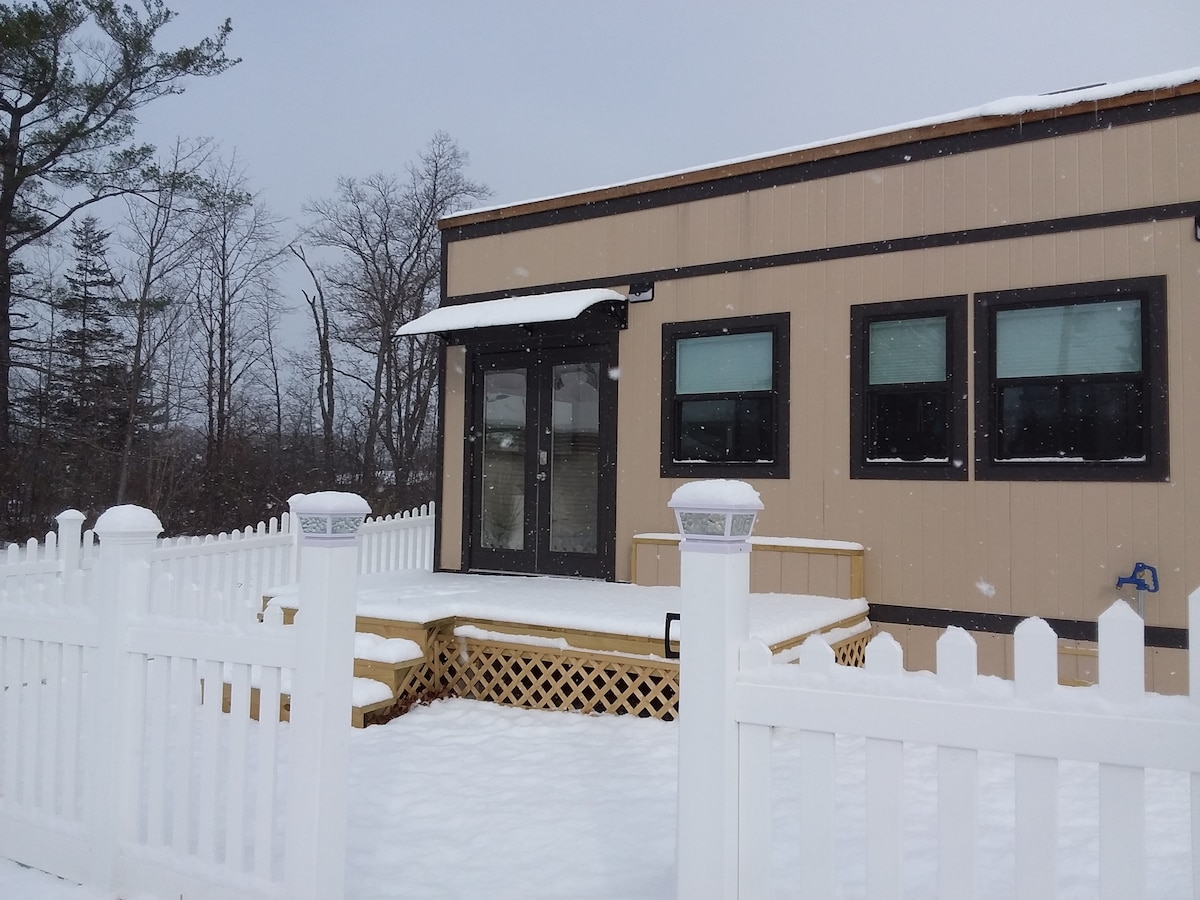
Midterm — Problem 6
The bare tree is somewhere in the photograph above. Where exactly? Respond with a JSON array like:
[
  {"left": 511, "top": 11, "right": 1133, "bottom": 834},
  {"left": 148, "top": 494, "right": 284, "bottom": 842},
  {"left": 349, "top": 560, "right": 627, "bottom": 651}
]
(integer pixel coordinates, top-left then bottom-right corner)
[
  {"left": 302, "top": 132, "right": 487, "bottom": 507},
  {"left": 291, "top": 243, "right": 336, "bottom": 482},
  {"left": 0, "top": 0, "right": 236, "bottom": 450},
  {"left": 188, "top": 155, "right": 282, "bottom": 479},
  {"left": 112, "top": 137, "right": 212, "bottom": 502}
]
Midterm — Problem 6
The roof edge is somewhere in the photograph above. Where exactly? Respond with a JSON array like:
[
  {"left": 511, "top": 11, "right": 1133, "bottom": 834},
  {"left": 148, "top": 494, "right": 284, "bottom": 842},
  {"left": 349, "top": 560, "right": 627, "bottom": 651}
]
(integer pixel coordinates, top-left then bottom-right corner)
[{"left": 441, "top": 74, "right": 1200, "bottom": 232}]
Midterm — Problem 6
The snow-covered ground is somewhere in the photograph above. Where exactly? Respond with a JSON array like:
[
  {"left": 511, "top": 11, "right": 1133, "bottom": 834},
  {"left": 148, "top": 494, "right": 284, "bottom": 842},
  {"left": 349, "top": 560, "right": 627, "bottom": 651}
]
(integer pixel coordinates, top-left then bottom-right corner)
[{"left": 2, "top": 697, "right": 1192, "bottom": 899}]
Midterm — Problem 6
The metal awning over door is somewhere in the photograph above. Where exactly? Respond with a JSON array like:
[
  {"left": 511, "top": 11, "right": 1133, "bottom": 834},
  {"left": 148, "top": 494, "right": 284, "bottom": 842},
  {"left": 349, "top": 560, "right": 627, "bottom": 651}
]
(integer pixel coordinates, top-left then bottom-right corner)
[{"left": 396, "top": 288, "right": 626, "bottom": 337}]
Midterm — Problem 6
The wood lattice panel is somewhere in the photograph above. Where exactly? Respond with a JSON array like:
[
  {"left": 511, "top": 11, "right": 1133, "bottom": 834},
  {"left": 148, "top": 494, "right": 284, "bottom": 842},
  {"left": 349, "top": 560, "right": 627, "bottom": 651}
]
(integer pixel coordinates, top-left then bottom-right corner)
[
  {"left": 830, "top": 631, "right": 869, "bottom": 668},
  {"left": 432, "top": 635, "right": 681, "bottom": 720}
]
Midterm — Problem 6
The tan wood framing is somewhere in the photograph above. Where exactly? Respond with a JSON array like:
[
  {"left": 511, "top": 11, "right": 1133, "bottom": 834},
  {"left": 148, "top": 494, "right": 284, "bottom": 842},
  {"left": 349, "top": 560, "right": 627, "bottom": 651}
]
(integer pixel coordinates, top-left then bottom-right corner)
[
  {"left": 254, "top": 602, "right": 869, "bottom": 723},
  {"left": 431, "top": 75, "right": 1200, "bottom": 693},
  {"left": 630, "top": 533, "right": 865, "bottom": 599}
]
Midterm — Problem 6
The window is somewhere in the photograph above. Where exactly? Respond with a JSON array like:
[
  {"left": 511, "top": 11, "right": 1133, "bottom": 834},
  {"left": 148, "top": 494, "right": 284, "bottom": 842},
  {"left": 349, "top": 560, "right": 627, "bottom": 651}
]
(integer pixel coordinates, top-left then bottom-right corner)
[
  {"left": 974, "top": 277, "right": 1168, "bottom": 481},
  {"left": 850, "top": 296, "right": 967, "bottom": 480},
  {"left": 661, "top": 314, "right": 789, "bottom": 478}
]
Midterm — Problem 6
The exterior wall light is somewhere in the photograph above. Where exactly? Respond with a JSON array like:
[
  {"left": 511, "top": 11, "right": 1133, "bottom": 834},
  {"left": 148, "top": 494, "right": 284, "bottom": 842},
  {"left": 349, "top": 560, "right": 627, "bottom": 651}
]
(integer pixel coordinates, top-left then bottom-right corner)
[{"left": 668, "top": 479, "right": 763, "bottom": 553}]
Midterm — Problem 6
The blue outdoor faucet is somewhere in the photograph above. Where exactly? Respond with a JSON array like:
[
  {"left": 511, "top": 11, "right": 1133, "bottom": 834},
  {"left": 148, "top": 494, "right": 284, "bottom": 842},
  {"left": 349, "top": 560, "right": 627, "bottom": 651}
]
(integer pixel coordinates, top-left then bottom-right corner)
[{"left": 1115, "top": 562, "right": 1158, "bottom": 617}]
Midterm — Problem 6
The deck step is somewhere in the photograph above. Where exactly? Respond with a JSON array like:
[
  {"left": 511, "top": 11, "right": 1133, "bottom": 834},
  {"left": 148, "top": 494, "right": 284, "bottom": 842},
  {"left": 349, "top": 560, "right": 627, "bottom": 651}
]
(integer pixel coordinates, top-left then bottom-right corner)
[{"left": 351, "top": 676, "right": 397, "bottom": 727}]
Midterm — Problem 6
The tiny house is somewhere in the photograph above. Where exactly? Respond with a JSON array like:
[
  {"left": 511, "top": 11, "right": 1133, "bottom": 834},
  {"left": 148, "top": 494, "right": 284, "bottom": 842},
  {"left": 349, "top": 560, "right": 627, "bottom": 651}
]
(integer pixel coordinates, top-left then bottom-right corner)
[{"left": 401, "top": 70, "right": 1200, "bottom": 691}]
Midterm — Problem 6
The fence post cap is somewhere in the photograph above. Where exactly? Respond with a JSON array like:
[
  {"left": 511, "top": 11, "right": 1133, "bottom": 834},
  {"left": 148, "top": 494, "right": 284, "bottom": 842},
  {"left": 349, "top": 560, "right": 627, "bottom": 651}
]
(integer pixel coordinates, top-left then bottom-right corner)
[
  {"left": 290, "top": 492, "right": 371, "bottom": 545},
  {"left": 55, "top": 508, "right": 86, "bottom": 525},
  {"left": 94, "top": 505, "right": 163, "bottom": 539}
]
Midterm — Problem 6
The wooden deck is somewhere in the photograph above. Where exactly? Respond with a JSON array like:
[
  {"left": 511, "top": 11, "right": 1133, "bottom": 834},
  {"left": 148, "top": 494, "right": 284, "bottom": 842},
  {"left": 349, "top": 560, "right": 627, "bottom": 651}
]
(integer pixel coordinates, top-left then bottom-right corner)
[{"left": 257, "top": 570, "right": 871, "bottom": 726}]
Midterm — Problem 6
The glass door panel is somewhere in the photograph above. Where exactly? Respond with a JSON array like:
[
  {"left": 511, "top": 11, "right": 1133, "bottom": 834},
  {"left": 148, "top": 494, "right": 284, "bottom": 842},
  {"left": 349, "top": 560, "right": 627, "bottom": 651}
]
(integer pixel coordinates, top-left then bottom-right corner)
[
  {"left": 480, "top": 369, "right": 527, "bottom": 551},
  {"left": 548, "top": 362, "right": 600, "bottom": 554}
]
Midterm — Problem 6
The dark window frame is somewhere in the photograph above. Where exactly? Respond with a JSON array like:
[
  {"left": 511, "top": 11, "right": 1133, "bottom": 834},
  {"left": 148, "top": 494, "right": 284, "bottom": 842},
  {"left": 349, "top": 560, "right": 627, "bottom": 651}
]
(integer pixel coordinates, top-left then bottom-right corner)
[
  {"left": 974, "top": 276, "right": 1168, "bottom": 482},
  {"left": 850, "top": 296, "right": 968, "bottom": 480},
  {"left": 661, "top": 313, "right": 790, "bottom": 479}
]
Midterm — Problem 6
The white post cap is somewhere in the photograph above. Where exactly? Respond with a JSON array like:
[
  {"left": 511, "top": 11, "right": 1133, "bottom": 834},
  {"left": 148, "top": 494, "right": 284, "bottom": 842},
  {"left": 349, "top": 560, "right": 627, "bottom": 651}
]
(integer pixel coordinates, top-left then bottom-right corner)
[{"left": 289, "top": 491, "right": 371, "bottom": 545}]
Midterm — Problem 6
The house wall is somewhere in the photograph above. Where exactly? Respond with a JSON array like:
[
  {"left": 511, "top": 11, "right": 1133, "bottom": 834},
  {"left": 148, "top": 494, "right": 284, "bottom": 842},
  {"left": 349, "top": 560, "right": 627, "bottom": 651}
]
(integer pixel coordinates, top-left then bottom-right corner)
[{"left": 440, "top": 106, "right": 1200, "bottom": 691}]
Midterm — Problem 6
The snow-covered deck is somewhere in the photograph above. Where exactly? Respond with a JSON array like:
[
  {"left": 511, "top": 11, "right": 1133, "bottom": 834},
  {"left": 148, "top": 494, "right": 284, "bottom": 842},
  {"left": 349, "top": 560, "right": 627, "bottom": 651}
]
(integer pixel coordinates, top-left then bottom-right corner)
[
  {"left": 264, "top": 570, "right": 871, "bottom": 723},
  {"left": 266, "top": 569, "right": 869, "bottom": 651}
]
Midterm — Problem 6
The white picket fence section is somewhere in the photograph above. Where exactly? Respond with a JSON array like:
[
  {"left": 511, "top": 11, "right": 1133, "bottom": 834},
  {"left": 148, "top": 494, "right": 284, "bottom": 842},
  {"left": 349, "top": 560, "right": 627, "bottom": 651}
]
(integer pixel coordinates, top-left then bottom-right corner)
[
  {"left": 0, "top": 493, "right": 428, "bottom": 899},
  {"left": 358, "top": 502, "right": 435, "bottom": 576},
  {"left": 1, "top": 499, "right": 436, "bottom": 620},
  {"left": 671, "top": 512, "right": 1199, "bottom": 900},
  {"left": 733, "top": 596, "right": 1200, "bottom": 898}
]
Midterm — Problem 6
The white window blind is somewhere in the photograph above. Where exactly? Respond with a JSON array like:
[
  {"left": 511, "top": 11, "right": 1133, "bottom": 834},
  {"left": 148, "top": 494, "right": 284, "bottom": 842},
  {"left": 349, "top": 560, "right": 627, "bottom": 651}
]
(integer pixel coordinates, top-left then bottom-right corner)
[
  {"left": 868, "top": 316, "right": 946, "bottom": 385},
  {"left": 996, "top": 300, "right": 1142, "bottom": 378},
  {"left": 677, "top": 331, "right": 773, "bottom": 394}
]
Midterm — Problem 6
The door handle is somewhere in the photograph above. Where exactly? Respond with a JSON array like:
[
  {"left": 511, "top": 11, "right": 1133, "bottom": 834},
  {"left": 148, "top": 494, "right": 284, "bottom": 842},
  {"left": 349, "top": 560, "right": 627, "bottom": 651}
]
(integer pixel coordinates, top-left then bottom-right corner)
[{"left": 535, "top": 471, "right": 547, "bottom": 482}]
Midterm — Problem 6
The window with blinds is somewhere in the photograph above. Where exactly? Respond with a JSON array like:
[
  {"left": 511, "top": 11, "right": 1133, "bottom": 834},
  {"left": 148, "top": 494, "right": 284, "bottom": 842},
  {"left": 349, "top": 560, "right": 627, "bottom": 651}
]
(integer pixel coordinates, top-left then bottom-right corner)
[
  {"left": 850, "top": 297, "right": 967, "bottom": 480},
  {"left": 661, "top": 314, "right": 789, "bottom": 478},
  {"left": 975, "top": 278, "right": 1167, "bottom": 481}
]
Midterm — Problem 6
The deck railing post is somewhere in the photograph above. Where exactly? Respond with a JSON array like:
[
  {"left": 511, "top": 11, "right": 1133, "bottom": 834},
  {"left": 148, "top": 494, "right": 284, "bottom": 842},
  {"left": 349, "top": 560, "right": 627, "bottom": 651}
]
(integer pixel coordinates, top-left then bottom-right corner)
[
  {"left": 55, "top": 508, "right": 85, "bottom": 605},
  {"left": 284, "top": 491, "right": 369, "bottom": 900},
  {"left": 671, "top": 481, "right": 762, "bottom": 900},
  {"left": 89, "top": 505, "right": 162, "bottom": 892}
]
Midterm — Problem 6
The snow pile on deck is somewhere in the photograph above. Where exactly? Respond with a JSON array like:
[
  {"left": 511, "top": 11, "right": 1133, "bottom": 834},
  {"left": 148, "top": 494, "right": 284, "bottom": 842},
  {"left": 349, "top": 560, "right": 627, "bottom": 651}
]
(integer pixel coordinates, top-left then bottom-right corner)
[{"left": 268, "top": 570, "right": 867, "bottom": 648}]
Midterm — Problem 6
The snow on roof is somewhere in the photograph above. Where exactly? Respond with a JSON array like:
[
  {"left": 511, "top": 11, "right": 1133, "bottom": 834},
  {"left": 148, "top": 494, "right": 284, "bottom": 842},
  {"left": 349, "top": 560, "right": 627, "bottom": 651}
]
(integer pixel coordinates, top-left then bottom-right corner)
[
  {"left": 396, "top": 287, "right": 625, "bottom": 336},
  {"left": 446, "top": 67, "right": 1200, "bottom": 223}
]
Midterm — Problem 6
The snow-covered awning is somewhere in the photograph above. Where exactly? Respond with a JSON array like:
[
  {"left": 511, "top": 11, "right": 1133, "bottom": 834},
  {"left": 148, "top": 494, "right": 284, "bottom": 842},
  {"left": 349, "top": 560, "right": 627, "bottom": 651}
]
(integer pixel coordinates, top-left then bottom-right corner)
[{"left": 396, "top": 287, "right": 626, "bottom": 337}]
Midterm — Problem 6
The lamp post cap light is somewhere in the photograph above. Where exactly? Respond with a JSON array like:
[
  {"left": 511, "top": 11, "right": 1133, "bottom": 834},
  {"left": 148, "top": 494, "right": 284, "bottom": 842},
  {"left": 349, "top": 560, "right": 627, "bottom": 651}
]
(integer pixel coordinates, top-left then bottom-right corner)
[
  {"left": 667, "top": 479, "right": 763, "bottom": 548},
  {"left": 289, "top": 491, "right": 371, "bottom": 545}
]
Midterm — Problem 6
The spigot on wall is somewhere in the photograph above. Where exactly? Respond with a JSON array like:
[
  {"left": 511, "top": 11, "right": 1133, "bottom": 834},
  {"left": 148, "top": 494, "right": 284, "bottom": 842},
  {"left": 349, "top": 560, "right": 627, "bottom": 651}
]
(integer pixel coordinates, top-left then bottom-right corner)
[{"left": 1115, "top": 562, "right": 1158, "bottom": 617}]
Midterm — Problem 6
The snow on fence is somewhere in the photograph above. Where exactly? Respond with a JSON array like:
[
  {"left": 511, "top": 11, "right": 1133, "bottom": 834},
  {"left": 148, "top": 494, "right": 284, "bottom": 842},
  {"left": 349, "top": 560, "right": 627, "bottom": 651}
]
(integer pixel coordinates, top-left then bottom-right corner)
[
  {"left": 1, "top": 499, "right": 436, "bottom": 619},
  {"left": 0, "top": 498, "right": 368, "bottom": 900},
  {"left": 674, "top": 540, "right": 1200, "bottom": 899}
]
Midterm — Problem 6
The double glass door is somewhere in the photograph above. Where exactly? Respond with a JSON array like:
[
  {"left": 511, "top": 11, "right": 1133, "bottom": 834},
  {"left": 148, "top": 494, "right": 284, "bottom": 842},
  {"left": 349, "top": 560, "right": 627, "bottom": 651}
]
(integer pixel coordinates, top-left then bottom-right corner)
[{"left": 468, "top": 344, "right": 615, "bottom": 579}]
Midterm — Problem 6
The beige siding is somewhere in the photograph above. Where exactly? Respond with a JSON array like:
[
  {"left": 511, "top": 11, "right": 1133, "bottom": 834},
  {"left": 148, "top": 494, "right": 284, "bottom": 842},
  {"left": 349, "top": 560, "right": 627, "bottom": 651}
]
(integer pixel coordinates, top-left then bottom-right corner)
[{"left": 440, "top": 109, "right": 1200, "bottom": 693}]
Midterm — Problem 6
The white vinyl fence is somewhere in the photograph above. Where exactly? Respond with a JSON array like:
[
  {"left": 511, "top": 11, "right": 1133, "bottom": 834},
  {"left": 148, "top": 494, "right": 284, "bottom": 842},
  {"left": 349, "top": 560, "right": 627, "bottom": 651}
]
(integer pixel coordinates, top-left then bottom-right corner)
[
  {"left": 671, "top": 497, "right": 1199, "bottom": 900},
  {"left": 0, "top": 494, "right": 434, "bottom": 899},
  {"left": 2, "top": 499, "right": 435, "bottom": 620}
]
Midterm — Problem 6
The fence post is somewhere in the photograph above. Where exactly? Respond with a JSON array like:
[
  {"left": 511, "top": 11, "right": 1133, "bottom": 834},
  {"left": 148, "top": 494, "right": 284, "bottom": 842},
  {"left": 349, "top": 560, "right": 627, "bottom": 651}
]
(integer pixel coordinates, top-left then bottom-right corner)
[
  {"left": 89, "top": 505, "right": 162, "bottom": 892},
  {"left": 670, "top": 481, "right": 763, "bottom": 900},
  {"left": 284, "top": 491, "right": 369, "bottom": 900},
  {"left": 55, "top": 509, "right": 85, "bottom": 605}
]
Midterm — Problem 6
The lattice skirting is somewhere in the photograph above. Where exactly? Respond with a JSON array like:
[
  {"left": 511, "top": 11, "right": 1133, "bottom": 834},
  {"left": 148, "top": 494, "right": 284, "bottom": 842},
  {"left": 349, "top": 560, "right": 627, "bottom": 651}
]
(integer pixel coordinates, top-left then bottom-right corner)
[
  {"left": 431, "top": 635, "right": 681, "bottom": 720},
  {"left": 383, "top": 628, "right": 871, "bottom": 722}
]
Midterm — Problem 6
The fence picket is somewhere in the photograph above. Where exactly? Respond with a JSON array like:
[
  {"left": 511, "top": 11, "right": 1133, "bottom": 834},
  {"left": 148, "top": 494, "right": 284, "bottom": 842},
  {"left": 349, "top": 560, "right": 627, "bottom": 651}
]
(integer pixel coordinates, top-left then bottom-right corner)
[
  {"left": 254, "top": 664, "right": 282, "bottom": 880},
  {"left": 225, "top": 662, "right": 251, "bottom": 871},
  {"left": 1014, "top": 753, "right": 1057, "bottom": 899},
  {"left": 197, "top": 656, "right": 221, "bottom": 863},
  {"left": 797, "top": 729, "right": 836, "bottom": 896},
  {"left": 1013, "top": 617, "right": 1057, "bottom": 700},
  {"left": 170, "top": 655, "right": 196, "bottom": 857},
  {"left": 1099, "top": 763, "right": 1145, "bottom": 899},
  {"left": 1099, "top": 601, "right": 1144, "bottom": 703},
  {"left": 866, "top": 737, "right": 904, "bottom": 900},
  {"left": 738, "top": 721, "right": 772, "bottom": 899}
]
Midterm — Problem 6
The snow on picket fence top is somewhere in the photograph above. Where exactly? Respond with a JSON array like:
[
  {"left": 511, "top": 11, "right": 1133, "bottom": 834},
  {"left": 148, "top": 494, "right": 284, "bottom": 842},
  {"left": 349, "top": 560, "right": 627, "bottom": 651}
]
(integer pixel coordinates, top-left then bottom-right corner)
[{"left": 448, "top": 66, "right": 1200, "bottom": 222}]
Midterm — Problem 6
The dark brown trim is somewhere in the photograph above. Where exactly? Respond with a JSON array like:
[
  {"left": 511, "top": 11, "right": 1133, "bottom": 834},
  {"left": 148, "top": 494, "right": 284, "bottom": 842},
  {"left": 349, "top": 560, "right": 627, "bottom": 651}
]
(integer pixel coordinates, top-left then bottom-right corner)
[
  {"left": 443, "top": 91, "right": 1200, "bottom": 239},
  {"left": 461, "top": 328, "right": 620, "bottom": 580},
  {"left": 868, "top": 603, "right": 1188, "bottom": 650},
  {"left": 973, "top": 276, "right": 1169, "bottom": 482},
  {"left": 432, "top": 340, "right": 446, "bottom": 572},
  {"left": 849, "top": 296, "right": 968, "bottom": 481},
  {"left": 660, "top": 313, "right": 790, "bottom": 480},
  {"left": 443, "top": 201, "right": 1200, "bottom": 307}
]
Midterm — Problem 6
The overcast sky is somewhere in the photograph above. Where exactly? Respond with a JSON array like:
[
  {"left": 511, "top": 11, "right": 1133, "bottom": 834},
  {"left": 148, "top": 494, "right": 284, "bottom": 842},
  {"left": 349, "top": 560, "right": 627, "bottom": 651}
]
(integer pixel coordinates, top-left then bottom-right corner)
[{"left": 137, "top": 0, "right": 1200, "bottom": 231}]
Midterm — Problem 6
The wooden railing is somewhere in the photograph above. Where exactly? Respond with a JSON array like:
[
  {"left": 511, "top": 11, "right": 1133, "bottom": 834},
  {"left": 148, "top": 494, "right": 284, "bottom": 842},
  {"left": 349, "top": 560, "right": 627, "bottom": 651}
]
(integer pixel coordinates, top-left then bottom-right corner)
[{"left": 631, "top": 532, "right": 865, "bottom": 599}]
